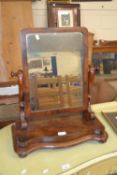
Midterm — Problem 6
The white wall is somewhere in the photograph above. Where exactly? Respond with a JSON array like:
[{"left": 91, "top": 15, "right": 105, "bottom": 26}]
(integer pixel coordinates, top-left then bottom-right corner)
[
  {"left": 80, "top": 0, "right": 117, "bottom": 40},
  {"left": 32, "top": 0, "right": 117, "bottom": 40},
  {"left": 32, "top": 0, "right": 48, "bottom": 27}
]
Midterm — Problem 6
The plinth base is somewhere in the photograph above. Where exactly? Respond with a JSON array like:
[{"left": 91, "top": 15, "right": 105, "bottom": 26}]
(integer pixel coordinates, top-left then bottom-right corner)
[{"left": 12, "top": 112, "right": 108, "bottom": 157}]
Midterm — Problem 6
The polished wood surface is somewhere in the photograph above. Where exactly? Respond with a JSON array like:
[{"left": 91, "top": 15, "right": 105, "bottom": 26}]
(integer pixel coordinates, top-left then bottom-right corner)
[{"left": 12, "top": 112, "right": 107, "bottom": 157}]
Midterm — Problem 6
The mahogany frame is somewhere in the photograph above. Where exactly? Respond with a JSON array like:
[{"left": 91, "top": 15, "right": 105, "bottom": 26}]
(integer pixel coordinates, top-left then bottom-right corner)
[{"left": 12, "top": 27, "right": 108, "bottom": 157}]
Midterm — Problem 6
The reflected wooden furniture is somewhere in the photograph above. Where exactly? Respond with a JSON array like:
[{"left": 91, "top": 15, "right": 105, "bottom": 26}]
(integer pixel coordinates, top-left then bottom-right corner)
[
  {"left": 0, "top": 81, "right": 19, "bottom": 128},
  {"left": 30, "top": 75, "right": 83, "bottom": 110},
  {"left": 12, "top": 27, "right": 108, "bottom": 157},
  {"left": 65, "top": 75, "right": 83, "bottom": 107},
  {"left": 35, "top": 76, "right": 64, "bottom": 110}
]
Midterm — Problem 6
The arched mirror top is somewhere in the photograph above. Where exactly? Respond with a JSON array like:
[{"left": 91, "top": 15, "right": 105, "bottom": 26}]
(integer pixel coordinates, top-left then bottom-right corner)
[{"left": 21, "top": 27, "right": 89, "bottom": 115}]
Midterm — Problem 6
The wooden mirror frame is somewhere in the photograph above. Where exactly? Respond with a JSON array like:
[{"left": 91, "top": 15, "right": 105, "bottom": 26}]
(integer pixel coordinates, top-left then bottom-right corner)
[
  {"left": 21, "top": 27, "right": 88, "bottom": 117},
  {"left": 12, "top": 27, "right": 108, "bottom": 157}
]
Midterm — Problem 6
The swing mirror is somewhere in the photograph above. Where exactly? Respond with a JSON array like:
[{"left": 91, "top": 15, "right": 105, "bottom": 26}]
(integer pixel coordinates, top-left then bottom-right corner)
[{"left": 11, "top": 27, "right": 108, "bottom": 157}]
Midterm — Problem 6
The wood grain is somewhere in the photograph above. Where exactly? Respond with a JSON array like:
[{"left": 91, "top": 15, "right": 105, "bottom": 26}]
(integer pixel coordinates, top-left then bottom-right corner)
[{"left": 0, "top": 0, "right": 33, "bottom": 80}]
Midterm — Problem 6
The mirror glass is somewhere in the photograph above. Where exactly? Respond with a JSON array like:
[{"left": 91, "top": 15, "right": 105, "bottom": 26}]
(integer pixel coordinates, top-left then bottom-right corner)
[{"left": 26, "top": 32, "right": 84, "bottom": 111}]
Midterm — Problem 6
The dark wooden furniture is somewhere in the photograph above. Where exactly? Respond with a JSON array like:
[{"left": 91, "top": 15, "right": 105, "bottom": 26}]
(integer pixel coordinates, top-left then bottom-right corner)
[
  {"left": 12, "top": 27, "right": 108, "bottom": 157},
  {"left": 47, "top": 3, "right": 80, "bottom": 27},
  {"left": 93, "top": 40, "right": 117, "bottom": 53},
  {"left": 0, "top": 81, "right": 19, "bottom": 129}
]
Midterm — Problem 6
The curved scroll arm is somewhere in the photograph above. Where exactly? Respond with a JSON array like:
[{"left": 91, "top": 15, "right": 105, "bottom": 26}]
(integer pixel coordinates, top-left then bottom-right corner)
[
  {"left": 88, "top": 65, "right": 95, "bottom": 103},
  {"left": 89, "top": 66, "right": 96, "bottom": 118},
  {"left": 11, "top": 70, "right": 28, "bottom": 129}
]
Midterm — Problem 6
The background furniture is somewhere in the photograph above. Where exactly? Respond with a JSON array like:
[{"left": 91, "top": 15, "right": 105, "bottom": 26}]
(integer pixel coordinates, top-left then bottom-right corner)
[
  {"left": 0, "top": 81, "right": 19, "bottom": 128},
  {"left": 93, "top": 40, "right": 117, "bottom": 80},
  {"left": 93, "top": 40, "right": 117, "bottom": 53},
  {"left": 91, "top": 40, "right": 117, "bottom": 104},
  {"left": 0, "top": 102, "right": 117, "bottom": 175},
  {"left": 90, "top": 77, "right": 117, "bottom": 104}
]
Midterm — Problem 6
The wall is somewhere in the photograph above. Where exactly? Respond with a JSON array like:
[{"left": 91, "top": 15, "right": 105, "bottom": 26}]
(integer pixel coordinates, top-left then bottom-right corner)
[
  {"left": 32, "top": 0, "right": 48, "bottom": 27},
  {"left": 80, "top": 0, "right": 117, "bottom": 40},
  {"left": 32, "top": 0, "right": 117, "bottom": 40}
]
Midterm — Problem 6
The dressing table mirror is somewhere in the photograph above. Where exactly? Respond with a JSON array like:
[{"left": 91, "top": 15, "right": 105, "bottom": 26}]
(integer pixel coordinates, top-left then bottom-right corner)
[{"left": 12, "top": 27, "right": 108, "bottom": 157}]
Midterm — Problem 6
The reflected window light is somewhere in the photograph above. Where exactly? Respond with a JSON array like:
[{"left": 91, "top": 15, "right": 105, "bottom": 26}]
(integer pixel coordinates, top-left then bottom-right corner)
[{"left": 35, "top": 34, "right": 40, "bottom": 40}]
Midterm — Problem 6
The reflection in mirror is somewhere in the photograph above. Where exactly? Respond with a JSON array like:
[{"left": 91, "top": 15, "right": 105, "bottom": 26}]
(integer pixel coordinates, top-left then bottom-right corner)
[{"left": 26, "top": 32, "right": 84, "bottom": 111}]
